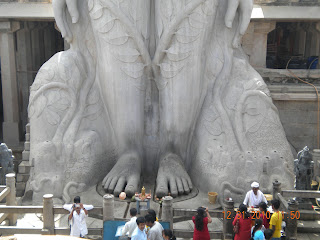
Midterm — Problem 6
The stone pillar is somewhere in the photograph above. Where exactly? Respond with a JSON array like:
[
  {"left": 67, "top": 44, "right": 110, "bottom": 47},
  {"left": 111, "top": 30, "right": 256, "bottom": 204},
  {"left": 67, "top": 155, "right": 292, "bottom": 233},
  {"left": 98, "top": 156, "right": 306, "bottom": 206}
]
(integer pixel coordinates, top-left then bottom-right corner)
[
  {"left": 304, "top": 23, "right": 320, "bottom": 60},
  {"left": 6, "top": 173, "right": 16, "bottom": 226},
  {"left": 103, "top": 194, "right": 114, "bottom": 221},
  {"left": 42, "top": 194, "right": 54, "bottom": 235},
  {"left": 273, "top": 180, "right": 281, "bottom": 200},
  {"left": 286, "top": 200, "right": 299, "bottom": 240},
  {"left": 312, "top": 149, "right": 320, "bottom": 181},
  {"left": 316, "top": 22, "right": 320, "bottom": 69},
  {"left": 162, "top": 196, "right": 173, "bottom": 229},
  {"left": 16, "top": 22, "right": 33, "bottom": 134},
  {"left": 293, "top": 24, "right": 306, "bottom": 56},
  {"left": 43, "top": 24, "right": 56, "bottom": 60},
  {"left": 242, "top": 21, "right": 276, "bottom": 68},
  {"left": 223, "top": 198, "right": 235, "bottom": 240},
  {"left": 0, "top": 21, "right": 21, "bottom": 146}
]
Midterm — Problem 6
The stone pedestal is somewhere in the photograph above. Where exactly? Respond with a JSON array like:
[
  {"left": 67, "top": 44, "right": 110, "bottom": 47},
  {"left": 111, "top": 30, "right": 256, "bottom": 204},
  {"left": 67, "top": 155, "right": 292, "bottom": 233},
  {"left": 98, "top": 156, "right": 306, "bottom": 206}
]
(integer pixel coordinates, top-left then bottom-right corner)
[
  {"left": 103, "top": 194, "right": 114, "bottom": 221},
  {"left": 0, "top": 21, "right": 21, "bottom": 147}
]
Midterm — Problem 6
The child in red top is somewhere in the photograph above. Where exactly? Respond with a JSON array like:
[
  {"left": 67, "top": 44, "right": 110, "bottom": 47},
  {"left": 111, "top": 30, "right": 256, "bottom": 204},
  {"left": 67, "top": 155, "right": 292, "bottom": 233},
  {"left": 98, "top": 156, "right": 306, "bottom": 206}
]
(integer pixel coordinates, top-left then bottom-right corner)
[{"left": 192, "top": 207, "right": 212, "bottom": 240}]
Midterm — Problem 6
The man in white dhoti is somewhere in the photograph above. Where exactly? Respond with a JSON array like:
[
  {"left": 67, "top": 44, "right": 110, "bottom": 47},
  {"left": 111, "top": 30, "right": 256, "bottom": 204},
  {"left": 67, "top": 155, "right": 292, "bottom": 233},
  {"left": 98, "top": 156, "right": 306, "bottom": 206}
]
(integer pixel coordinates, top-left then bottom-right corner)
[{"left": 243, "top": 182, "right": 267, "bottom": 208}]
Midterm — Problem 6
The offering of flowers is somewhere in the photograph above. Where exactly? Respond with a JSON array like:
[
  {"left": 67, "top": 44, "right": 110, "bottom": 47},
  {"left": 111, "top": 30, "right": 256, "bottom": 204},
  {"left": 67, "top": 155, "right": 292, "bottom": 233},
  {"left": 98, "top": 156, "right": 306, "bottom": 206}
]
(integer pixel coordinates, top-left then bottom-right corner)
[{"left": 135, "top": 187, "right": 152, "bottom": 201}]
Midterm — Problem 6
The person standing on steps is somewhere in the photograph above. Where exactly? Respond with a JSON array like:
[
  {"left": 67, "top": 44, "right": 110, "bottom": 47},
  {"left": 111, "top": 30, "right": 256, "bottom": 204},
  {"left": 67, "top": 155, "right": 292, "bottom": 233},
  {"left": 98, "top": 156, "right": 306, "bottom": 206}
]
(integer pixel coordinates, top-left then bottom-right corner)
[
  {"left": 131, "top": 217, "right": 148, "bottom": 240},
  {"left": 243, "top": 182, "right": 267, "bottom": 208},
  {"left": 145, "top": 214, "right": 164, "bottom": 240},
  {"left": 63, "top": 196, "right": 93, "bottom": 238},
  {"left": 192, "top": 207, "right": 212, "bottom": 240},
  {"left": 122, "top": 208, "right": 138, "bottom": 240}
]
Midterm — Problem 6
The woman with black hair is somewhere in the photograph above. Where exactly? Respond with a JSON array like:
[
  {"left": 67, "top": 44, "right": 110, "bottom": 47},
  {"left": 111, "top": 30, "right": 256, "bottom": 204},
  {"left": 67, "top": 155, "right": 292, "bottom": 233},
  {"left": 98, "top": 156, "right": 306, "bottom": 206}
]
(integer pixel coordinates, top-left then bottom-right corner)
[
  {"left": 233, "top": 204, "right": 252, "bottom": 240},
  {"left": 251, "top": 219, "right": 264, "bottom": 240},
  {"left": 258, "top": 201, "right": 269, "bottom": 229},
  {"left": 192, "top": 207, "right": 212, "bottom": 240},
  {"left": 162, "top": 229, "right": 176, "bottom": 240}
]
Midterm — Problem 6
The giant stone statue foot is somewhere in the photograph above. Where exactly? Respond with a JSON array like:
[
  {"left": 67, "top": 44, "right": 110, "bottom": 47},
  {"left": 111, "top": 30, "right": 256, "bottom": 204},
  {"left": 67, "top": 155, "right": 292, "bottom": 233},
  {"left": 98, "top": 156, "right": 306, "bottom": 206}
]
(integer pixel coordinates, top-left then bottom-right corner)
[
  {"left": 156, "top": 153, "right": 193, "bottom": 198},
  {"left": 102, "top": 152, "right": 141, "bottom": 197}
]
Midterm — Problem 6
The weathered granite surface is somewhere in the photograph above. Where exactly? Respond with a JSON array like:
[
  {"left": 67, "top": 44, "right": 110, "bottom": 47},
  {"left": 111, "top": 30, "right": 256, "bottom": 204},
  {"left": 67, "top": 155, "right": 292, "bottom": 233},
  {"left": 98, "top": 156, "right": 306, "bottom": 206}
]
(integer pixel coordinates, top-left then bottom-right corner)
[{"left": 27, "top": 0, "right": 294, "bottom": 203}]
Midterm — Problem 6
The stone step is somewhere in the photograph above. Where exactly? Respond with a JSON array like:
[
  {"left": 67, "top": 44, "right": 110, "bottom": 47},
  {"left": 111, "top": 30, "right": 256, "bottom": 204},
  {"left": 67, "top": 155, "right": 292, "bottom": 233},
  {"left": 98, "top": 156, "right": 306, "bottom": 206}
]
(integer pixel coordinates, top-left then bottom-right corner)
[
  {"left": 298, "top": 220, "right": 320, "bottom": 233},
  {"left": 16, "top": 173, "right": 30, "bottom": 182},
  {"left": 16, "top": 181, "right": 26, "bottom": 191},
  {"left": 18, "top": 161, "right": 31, "bottom": 174},
  {"left": 16, "top": 181, "right": 26, "bottom": 197},
  {"left": 298, "top": 209, "right": 320, "bottom": 221},
  {"left": 24, "top": 141, "right": 30, "bottom": 151},
  {"left": 22, "top": 150, "right": 30, "bottom": 161}
]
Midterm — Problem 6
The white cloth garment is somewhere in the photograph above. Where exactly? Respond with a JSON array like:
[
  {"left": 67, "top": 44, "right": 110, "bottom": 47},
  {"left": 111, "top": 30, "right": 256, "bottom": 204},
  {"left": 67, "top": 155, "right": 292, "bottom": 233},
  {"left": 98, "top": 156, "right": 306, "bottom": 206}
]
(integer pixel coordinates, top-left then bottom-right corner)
[
  {"left": 122, "top": 216, "right": 137, "bottom": 237},
  {"left": 243, "top": 190, "right": 267, "bottom": 207},
  {"left": 131, "top": 227, "right": 147, "bottom": 240},
  {"left": 63, "top": 204, "right": 94, "bottom": 212},
  {"left": 147, "top": 222, "right": 164, "bottom": 240},
  {"left": 70, "top": 209, "right": 88, "bottom": 237}
]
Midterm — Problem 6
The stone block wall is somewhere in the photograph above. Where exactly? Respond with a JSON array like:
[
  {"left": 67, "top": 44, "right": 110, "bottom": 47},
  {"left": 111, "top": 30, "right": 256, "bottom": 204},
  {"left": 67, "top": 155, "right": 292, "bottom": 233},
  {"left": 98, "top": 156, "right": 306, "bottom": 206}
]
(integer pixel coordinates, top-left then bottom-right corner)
[{"left": 274, "top": 100, "right": 319, "bottom": 152}]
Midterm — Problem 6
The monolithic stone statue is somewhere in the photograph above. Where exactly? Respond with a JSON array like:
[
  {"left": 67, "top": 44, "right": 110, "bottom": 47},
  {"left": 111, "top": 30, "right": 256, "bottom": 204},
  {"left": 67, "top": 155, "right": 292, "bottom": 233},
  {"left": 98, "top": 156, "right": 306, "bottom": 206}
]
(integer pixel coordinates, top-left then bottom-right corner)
[
  {"left": 27, "top": 0, "right": 294, "bottom": 203},
  {"left": 294, "top": 146, "right": 314, "bottom": 190},
  {"left": 0, "top": 143, "right": 14, "bottom": 185}
]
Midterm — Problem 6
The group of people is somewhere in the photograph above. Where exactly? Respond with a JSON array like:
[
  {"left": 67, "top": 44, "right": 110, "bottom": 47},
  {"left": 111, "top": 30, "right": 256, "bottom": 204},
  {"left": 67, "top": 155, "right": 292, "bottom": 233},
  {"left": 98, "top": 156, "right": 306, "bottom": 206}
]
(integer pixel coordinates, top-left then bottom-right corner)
[
  {"left": 122, "top": 208, "right": 175, "bottom": 240},
  {"left": 64, "top": 181, "right": 282, "bottom": 240},
  {"left": 232, "top": 181, "right": 283, "bottom": 240}
]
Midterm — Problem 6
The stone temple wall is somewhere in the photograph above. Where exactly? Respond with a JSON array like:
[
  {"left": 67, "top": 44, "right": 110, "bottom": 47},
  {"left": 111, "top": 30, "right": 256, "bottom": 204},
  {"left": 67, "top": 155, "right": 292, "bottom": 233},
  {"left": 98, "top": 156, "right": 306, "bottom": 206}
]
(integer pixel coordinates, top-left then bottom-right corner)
[{"left": 275, "top": 100, "right": 318, "bottom": 153}]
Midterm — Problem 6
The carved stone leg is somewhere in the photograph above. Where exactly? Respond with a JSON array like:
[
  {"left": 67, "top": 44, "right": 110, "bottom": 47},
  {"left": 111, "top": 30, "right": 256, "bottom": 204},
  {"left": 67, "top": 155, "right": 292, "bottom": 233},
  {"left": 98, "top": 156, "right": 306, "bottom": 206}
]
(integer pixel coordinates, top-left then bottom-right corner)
[
  {"left": 88, "top": 0, "right": 150, "bottom": 196},
  {"left": 154, "top": 0, "right": 218, "bottom": 197}
]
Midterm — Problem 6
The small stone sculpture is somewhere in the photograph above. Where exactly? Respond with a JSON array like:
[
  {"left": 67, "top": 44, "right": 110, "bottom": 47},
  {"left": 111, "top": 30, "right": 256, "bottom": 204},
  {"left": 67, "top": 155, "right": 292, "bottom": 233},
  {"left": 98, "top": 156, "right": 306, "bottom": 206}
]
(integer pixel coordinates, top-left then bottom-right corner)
[
  {"left": 294, "top": 146, "right": 314, "bottom": 190},
  {"left": 0, "top": 143, "right": 14, "bottom": 185}
]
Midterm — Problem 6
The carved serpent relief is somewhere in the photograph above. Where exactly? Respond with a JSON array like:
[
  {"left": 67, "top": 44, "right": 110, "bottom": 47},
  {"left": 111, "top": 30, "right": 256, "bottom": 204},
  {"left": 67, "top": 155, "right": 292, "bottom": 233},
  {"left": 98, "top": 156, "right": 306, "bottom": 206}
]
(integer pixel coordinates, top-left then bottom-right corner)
[{"left": 28, "top": 0, "right": 294, "bottom": 203}]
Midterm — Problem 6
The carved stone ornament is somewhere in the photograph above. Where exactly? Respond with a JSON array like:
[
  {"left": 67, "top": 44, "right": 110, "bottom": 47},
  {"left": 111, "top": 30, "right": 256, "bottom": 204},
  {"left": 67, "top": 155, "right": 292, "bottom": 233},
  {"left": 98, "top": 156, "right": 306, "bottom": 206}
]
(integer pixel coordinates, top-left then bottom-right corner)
[{"left": 27, "top": 0, "right": 294, "bottom": 203}]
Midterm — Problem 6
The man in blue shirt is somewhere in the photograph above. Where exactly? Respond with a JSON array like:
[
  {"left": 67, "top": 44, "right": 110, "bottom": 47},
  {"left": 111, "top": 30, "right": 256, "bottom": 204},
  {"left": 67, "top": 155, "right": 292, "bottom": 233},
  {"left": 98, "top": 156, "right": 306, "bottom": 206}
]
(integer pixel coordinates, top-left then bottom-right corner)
[{"left": 131, "top": 217, "right": 147, "bottom": 240}]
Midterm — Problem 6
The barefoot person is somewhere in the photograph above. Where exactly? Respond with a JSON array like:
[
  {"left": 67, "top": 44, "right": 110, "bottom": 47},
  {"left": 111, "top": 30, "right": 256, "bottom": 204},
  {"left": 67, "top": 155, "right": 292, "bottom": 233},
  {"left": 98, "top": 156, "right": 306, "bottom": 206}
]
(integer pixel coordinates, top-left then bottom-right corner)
[
  {"left": 145, "top": 214, "right": 163, "bottom": 240},
  {"left": 131, "top": 217, "right": 147, "bottom": 240},
  {"left": 243, "top": 182, "right": 267, "bottom": 207},
  {"left": 233, "top": 204, "right": 252, "bottom": 240},
  {"left": 162, "top": 229, "right": 176, "bottom": 240},
  {"left": 68, "top": 202, "right": 88, "bottom": 237},
  {"left": 192, "top": 207, "right": 212, "bottom": 240},
  {"left": 252, "top": 219, "right": 265, "bottom": 240},
  {"left": 269, "top": 199, "right": 282, "bottom": 240},
  {"left": 122, "top": 208, "right": 138, "bottom": 240},
  {"left": 63, "top": 196, "right": 93, "bottom": 238}
]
